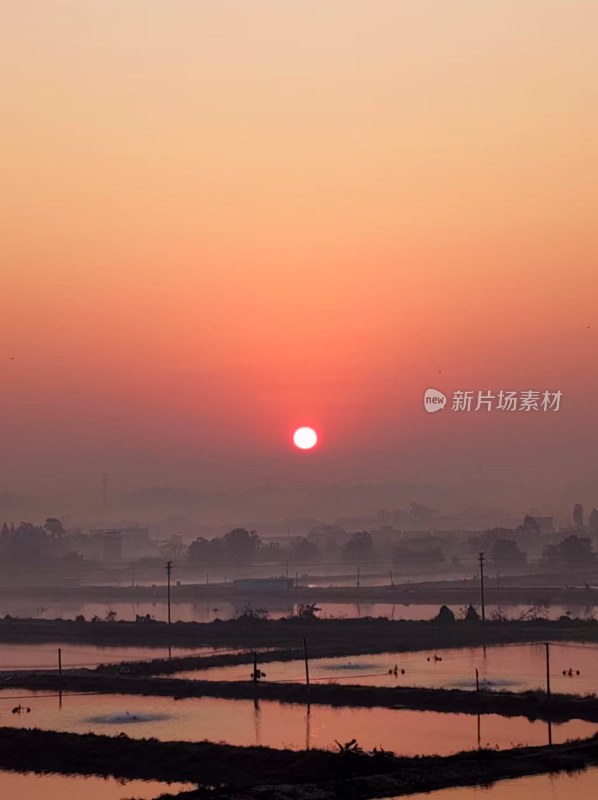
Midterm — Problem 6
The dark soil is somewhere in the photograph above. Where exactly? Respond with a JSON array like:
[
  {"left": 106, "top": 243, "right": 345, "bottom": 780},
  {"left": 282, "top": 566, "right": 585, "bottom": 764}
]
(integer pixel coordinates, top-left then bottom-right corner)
[{"left": 0, "top": 726, "right": 596, "bottom": 800}]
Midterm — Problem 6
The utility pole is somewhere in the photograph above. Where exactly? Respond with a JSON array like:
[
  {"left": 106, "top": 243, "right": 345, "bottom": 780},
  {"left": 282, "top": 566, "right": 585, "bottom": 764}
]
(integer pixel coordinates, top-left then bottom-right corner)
[
  {"left": 545, "top": 642, "right": 551, "bottom": 697},
  {"left": 303, "top": 637, "right": 310, "bottom": 690},
  {"left": 166, "top": 560, "right": 172, "bottom": 625},
  {"left": 475, "top": 668, "right": 480, "bottom": 692},
  {"left": 253, "top": 652, "right": 258, "bottom": 686},
  {"left": 479, "top": 552, "right": 486, "bottom": 622},
  {"left": 58, "top": 648, "right": 62, "bottom": 683},
  {"left": 357, "top": 566, "right": 360, "bottom": 588}
]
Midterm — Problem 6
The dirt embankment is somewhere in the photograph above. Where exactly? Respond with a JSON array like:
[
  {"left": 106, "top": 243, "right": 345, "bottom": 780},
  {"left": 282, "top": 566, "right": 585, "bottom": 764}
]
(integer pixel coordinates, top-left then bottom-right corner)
[
  {"left": 1, "top": 616, "right": 598, "bottom": 655},
  {"left": 0, "top": 727, "right": 597, "bottom": 800}
]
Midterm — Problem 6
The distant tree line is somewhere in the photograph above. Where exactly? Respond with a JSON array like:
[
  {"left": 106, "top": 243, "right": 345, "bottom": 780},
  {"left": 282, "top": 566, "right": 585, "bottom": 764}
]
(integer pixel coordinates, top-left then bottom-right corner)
[
  {"left": 187, "top": 528, "right": 264, "bottom": 564},
  {"left": 186, "top": 528, "right": 380, "bottom": 564},
  {"left": 0, "top": 518, "right": 82, "bottom": 567}
]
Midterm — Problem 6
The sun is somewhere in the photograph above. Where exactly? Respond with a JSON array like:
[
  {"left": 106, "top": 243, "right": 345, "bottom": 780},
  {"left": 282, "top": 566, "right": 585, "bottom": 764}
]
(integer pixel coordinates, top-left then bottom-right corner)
[{"left": 292, "top": 426, "right": 318, "bottom": 450}]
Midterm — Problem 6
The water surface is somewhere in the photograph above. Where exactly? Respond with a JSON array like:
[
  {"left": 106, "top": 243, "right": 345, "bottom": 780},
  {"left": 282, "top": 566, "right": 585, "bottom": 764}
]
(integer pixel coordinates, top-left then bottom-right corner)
[
  {"left": 393, "top": 765, "right": 598, "bottom": 799},
  {"left": 0, "top": 770, "right": 195, "bottom": 800},
  {"left": 0, "top": 689, "right": 593, "bottom": 755},
  {"left": 0, "top": 643, "right": 232, "bottom": 671},
  {"left": 175, "top": 641, "right": 598, "bottom": 695}
]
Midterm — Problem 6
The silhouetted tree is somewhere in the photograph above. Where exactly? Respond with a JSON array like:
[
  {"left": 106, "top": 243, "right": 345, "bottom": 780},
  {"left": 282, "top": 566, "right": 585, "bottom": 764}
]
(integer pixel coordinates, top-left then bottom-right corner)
[
  {"left": 308, "top": 524, "right": 347, "bottom": 556},
  {"left": 295, "top": 603, "right": 321, "bottom": 620},
  {"left": 187, "top": 537, "right": 213, "bottom": 562},
  {"left": 235, "top": 601, "right": 269, "bottom": 622},
  {"left": 435, "top": 605, "right": 456, "bottom": 624},
  {"left": 464, "top": 604, "right": 480, "bottom": 622},
  {"left": 589, "top": 508, "right": 598, "bottom": 535},
  {"left": 223, "top": 528, "right": 261, "bottom": 561},
  {"left": 290, "top": 537, "right": 319, "bottom": 562},
  {"left": 544, "top": 534, "right": 596, "bottom": 565},
  {"left": 490, "top": 538, "right": 527, "bottom": 567},
  {"left": 187, "top": 536, "right": 224, "bottom": 564},
  {"left": 161, "top": 539, "right": 187, "bottom": 561},
  {"left": 343, "top": 531, "right": 374, "bottom": 561},
  {"left": 517, "top": 515, "right": 541, "bottom": 536},
  {"left": 44, "top": 517, "right": 65, "bottom": 538},
  {"left": 573, "top": 503, "right": 584, "bottom": 529}
]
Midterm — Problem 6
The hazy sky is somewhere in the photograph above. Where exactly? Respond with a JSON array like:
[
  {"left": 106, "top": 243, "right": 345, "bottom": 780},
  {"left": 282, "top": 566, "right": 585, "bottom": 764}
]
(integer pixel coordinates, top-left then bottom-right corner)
[{"left": 1, "top": 2, "right": 597, "bottom": 508}]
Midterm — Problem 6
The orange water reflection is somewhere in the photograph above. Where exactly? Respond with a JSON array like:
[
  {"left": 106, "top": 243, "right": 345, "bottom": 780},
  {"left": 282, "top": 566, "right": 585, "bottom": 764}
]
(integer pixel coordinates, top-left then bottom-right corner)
[
  {"left": 0, "top": 690, "right": 593, "bottom": 755},
  {"left": 394, "top": 765, "right": 598, "bottom": 799},
  {"left": 0, "top": 643, "right": 230, "bottom": 670},
  {"left": 0, "top": 771, "right": 194, "bottom": 800},
  {"left": 175, "top": 641, "right": 598, "bottom": 695}
]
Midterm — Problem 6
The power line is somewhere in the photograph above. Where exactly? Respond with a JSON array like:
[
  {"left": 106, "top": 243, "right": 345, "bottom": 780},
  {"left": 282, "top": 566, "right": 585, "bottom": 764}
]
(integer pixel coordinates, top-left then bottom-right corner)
[{"left": 0, "top": 691, "right": 109, "bottom": 701}]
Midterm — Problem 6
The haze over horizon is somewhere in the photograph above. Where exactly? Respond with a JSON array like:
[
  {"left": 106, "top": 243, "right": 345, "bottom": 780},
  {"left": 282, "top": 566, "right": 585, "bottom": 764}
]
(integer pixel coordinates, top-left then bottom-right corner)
[{"left": 2, "top": 2, "right": 597, "bottom": 513}]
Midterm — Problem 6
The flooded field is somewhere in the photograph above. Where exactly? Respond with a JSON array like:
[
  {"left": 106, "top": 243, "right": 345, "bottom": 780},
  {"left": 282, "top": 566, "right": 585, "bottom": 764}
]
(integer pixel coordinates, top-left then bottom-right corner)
[
  {"left": 0, "top": 597, "right": 592, "bottom": 623},
  {"left": 0, "top": 643, "right": 234, "bottom": 671},
  {"left": 0, "top": 770, "right": 195, "bottom": 800},
  {"left": 0, "top": 689, "right": 593, "bottom": 755},
  {"left": 397, "top": 765, "right": 598, "bottom": 799},
  {"left": 173, "top": 641, "right": 598, "bottom": 696}
]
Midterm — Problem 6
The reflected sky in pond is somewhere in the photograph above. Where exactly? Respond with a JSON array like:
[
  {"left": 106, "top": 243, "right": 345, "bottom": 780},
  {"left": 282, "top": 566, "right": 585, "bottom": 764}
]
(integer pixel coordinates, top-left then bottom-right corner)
[
  {"left": 0, "top": 770, "right": 195, "bottom": 800},
  {"left": 0, "top": 689, "right": 594, "bottom": 756},
  {"left": 393, "top": 765, "right": 598, "bottom": 799},
  {"left": 174, "top": 641, "right": 598, "bottom": 695}
]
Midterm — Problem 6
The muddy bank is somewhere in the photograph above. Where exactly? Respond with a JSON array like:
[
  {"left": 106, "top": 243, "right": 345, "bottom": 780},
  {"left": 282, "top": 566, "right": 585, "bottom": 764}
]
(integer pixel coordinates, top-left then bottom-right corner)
[
  {"left": 0, "top": 726, "right": 597, "bottom": 800},
  {"left": 1, "top": 617, "right": 598, "bottom": 657},
  {"left": 4, "top": 670, "right": 598, "bottom": 723}
]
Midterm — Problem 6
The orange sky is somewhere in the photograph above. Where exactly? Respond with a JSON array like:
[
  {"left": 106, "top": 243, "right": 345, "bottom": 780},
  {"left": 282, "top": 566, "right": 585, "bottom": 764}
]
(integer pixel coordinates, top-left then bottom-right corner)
[{"left": 1, "top": 2, "right": 597, "bottom": 507}]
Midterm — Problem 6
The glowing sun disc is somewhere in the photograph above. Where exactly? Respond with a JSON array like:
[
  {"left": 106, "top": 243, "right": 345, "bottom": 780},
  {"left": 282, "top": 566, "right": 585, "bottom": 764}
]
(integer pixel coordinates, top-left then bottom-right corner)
[{"left": 293, "top": 426, "right": 318, "bottom": 450}]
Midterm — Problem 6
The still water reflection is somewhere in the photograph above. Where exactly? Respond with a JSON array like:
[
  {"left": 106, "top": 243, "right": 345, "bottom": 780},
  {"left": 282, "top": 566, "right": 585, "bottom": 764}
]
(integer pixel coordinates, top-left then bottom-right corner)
[
  {"left": 394, "top": 765, "right": 598, "bottom": 799},
  {"left": 175, "top": 641, "right": 598, "bottom": 696},
  {"left": 0, "top": 643, "right": 242, "bottom": 670},
  {"left": 0, "top": 690, "right": 593, "bottom": 755},
  {"left": 0, "top": 770, "right": 195, "bottom": 800}
]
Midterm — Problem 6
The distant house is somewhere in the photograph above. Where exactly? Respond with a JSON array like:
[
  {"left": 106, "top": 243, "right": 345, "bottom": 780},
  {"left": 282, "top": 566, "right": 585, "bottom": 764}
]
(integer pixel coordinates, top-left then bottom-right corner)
[
  {"left": 529, "top": 516, "right": 554, "bottom": 534},
  {"left": 87, "top": 526, "right": 157, "bottom": 561},
  {"left": 99, "top": 531, "right": 123, "bottom": 562}
]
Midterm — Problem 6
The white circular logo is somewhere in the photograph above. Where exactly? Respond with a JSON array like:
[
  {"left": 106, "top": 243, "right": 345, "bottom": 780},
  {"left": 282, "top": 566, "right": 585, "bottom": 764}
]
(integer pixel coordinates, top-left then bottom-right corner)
[{"left": 424, "top": 388, "right": 447, "bottom": 413}]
